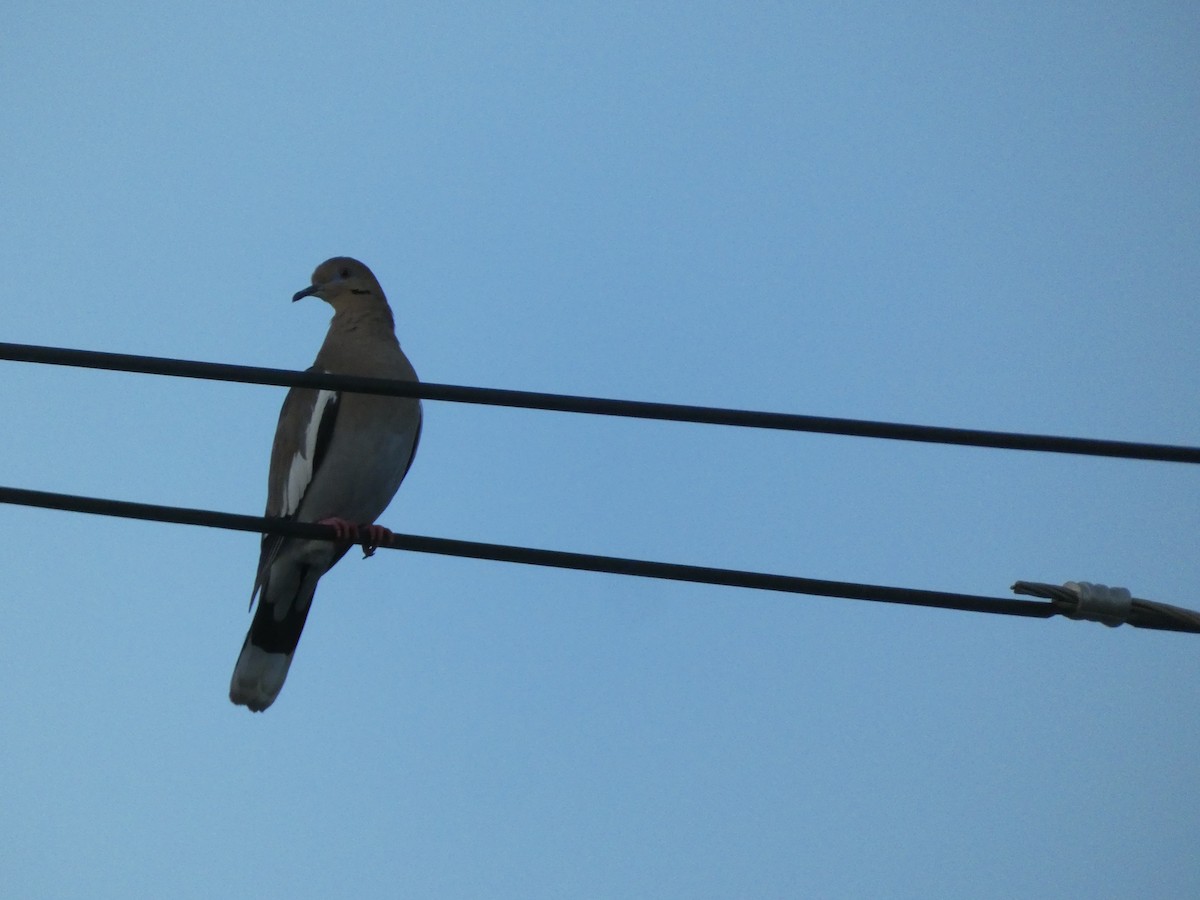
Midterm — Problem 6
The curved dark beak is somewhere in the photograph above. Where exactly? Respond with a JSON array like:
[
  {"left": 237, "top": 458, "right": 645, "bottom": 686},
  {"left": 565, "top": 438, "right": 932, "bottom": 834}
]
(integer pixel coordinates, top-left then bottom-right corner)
[{"left": 292, "top": 285, "right": 320, "bottom": 302}]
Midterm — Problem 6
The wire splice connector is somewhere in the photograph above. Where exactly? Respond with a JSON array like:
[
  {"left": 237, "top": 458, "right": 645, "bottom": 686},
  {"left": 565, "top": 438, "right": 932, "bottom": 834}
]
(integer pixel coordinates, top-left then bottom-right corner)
[
  {"left": 1012, "top": 580, "right": 1130, "bottom": 626},
  {"left": 1012, "top": 580, "right": 1200, "bottom": 632},
  {"left": 1067, "top": 581, "right": 1132, "bottom": 627}
]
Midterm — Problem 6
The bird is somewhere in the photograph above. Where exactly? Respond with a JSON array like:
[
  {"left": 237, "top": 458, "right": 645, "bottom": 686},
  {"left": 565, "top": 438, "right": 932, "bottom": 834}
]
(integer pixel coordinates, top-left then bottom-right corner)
[{"left": 229, "top": 257, "right": 422, "bottom": 712}]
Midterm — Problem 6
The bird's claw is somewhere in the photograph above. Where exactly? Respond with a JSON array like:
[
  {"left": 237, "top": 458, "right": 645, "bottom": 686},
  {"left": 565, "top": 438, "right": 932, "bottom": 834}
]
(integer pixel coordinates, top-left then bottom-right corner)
[{"left": 359, "top": 523, "right": 394, "bottom": 559}]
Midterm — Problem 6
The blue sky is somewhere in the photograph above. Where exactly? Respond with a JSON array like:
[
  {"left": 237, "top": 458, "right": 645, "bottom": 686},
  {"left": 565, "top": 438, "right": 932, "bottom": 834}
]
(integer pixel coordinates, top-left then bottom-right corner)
[{"left": 2, "top": 3, "right": 1198, "bottom": 897}]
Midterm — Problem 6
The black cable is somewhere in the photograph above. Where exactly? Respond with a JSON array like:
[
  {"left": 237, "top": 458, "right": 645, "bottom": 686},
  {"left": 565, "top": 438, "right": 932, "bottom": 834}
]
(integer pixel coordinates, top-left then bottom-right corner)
[
  {"left": 2, "top": 341, "right": 1197, "bottom": 464},
  {"left": 2, "top": 484, "right": 1197, "bottom": 633}
]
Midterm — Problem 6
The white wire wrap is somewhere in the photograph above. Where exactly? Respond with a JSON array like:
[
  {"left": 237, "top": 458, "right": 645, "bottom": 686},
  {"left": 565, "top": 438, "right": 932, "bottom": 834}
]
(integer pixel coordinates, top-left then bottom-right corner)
[{"left": 1064, "top": 581, "right": 1133, "bottom": 627}]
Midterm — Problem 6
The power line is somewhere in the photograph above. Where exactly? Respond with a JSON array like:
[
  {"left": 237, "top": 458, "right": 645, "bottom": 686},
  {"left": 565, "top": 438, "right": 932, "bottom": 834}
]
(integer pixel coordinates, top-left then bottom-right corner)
[
  {"left": 2, "top": 484, "right": 1197, "bottom": 634},
  {"left": 2, "top": 341, "right": 1197, "bottom": 464}
]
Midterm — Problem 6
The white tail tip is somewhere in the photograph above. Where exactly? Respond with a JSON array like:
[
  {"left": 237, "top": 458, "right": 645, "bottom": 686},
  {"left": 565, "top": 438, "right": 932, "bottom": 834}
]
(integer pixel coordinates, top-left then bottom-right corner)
[{"left": 230, "top": 643, "right": 293, "bottom": 712}]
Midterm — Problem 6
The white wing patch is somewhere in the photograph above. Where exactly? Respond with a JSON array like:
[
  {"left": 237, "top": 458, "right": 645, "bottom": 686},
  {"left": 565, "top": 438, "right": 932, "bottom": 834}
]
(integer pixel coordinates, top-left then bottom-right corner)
[{"left": 283, "top": 388, "right": 338, "bottom": 516}]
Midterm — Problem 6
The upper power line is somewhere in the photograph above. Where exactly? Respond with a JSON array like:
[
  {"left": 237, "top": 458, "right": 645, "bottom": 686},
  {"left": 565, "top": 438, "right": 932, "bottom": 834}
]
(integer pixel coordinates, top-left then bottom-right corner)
[{"left": 2, "top": 341, "right": 1197, "bottom": 464}]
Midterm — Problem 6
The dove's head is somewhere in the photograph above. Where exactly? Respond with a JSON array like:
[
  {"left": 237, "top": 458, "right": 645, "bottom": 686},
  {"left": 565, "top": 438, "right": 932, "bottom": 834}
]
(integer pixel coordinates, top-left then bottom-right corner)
[{"left": 293, "top": 257, "right": 387, "bottom": 311}]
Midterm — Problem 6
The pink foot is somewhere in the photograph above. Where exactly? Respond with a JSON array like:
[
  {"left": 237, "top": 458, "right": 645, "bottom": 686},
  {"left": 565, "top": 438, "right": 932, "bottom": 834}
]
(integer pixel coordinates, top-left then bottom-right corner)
[
  {"left": 315, "top": 517, "right": 393, "bottom": 559},
  {"left": 318, "top": 517, "right": 359, "bottom": 543}
]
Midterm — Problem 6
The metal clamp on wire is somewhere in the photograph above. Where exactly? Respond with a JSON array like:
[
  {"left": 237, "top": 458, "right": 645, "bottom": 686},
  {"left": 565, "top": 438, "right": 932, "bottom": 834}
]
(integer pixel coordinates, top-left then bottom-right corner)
[
  {"left": 1064, "top": 581, "right": 1132, "bottom": 627},
  {"left": 1011, "top": 580, "right": 1132, "bottom": 627}
]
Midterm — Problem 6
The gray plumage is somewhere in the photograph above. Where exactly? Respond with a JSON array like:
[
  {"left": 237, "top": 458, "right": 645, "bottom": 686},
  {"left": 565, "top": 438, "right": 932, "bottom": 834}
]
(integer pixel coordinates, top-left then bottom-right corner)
[{"left": 230, "top": 257, "right": 421, "bottom": 712}]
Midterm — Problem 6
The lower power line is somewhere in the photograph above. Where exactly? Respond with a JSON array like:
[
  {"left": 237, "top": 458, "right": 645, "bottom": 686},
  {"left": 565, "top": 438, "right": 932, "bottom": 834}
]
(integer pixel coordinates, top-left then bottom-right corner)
[{"left": 2, "top": 484, "right": 1196, "bottom": 634}]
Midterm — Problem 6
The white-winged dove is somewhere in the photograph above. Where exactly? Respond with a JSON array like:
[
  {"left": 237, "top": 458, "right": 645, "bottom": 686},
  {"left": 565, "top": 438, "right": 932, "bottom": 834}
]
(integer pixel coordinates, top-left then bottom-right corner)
[{"left": 229, "top": 257, "right": 422, "bottom": 712}]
